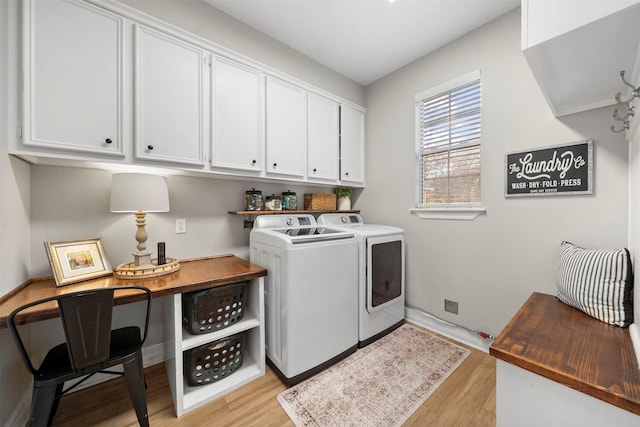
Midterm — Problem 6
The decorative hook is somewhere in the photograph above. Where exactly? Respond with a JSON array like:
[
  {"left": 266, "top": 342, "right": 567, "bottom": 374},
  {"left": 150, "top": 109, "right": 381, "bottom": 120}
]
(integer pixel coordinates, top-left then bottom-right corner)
[
  {"left": 614, "top": 71, "right": 640, "bottom": 104},
  {"left": 620, "top": 70, "right": 638, "bottom": 92},
  {"left": 613, "top": 104, "right": 634, "bottom": 121},
  {"left": 611, "top": 122, "right": 630, "bottom": 133},
  {"left": 610, "top": 71, "right": 638, "bottom": 133}
]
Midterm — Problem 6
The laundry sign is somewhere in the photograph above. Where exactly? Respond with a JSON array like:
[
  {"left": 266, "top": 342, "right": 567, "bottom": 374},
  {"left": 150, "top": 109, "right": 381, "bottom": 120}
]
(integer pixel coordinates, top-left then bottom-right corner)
[{"left": 505, "top": 140, "right": 593, "bottom": 197}]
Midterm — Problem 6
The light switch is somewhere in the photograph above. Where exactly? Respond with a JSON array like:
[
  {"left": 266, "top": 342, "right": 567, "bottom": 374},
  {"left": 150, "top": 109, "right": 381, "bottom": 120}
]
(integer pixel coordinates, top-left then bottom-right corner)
[{"left": 176, "top": 218, "right": 186, "bottom": 234}]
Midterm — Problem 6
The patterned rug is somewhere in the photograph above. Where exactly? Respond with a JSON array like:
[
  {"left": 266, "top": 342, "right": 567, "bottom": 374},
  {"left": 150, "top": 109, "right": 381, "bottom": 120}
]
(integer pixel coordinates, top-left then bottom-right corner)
[{"left": 277, "top": 324, "right": 470, "bottom": 427}]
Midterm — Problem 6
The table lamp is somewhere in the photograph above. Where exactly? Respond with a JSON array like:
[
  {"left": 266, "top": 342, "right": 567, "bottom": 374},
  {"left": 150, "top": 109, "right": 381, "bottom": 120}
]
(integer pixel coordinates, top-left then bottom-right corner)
[{"left": 110, "top": 173, "right": 179, "bottom": 278}]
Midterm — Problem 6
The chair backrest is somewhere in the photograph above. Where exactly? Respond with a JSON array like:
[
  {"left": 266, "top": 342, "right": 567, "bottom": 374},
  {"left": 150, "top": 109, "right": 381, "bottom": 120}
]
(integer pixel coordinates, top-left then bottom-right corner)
[
  {"left": 58, "top": 289, "right": 116, "bottom": 370},
  {"left": 8, "top": 286, "right": 152, "bottom": 374}
]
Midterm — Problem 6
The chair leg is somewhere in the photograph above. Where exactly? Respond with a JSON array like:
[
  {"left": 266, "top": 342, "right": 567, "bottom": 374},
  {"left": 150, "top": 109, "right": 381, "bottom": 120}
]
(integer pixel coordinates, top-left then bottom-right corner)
[
  {"left": 123, "top": 351, "right": 149, "bottom": 427},
  {"left": 48, "top": 383, "right": 64, "bottom": 426},
  {"left": 29, "top": 383, "right": 58, "bottom": 427}
]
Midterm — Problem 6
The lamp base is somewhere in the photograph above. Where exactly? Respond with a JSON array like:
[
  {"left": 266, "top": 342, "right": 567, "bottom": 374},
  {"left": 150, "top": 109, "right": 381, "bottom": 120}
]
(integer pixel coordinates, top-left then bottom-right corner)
[
  {"left": 133, "top": 251, "right": 152, "bottom": 267},
  {"left": 114, "top": 257, "right": 180, "bottom": 279}
]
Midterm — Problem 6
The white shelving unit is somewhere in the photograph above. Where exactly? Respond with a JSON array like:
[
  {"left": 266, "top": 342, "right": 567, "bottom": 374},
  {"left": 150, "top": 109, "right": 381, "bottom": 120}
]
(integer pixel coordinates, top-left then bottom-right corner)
[{"left": 164, "top": 278, "right": 265, "bottom": 416}]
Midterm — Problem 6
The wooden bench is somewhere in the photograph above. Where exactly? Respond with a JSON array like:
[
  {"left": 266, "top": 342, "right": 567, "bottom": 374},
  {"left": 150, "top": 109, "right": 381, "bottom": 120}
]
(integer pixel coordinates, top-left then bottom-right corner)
[{"left": 490, "top": 292, "right": 640, "bottom": 425}]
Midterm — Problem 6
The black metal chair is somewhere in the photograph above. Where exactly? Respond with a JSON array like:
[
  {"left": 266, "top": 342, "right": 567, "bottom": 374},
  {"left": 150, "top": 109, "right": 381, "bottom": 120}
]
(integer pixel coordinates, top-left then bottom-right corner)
[{"left": 8, "top": 286, "right": 152, "bottom": 427}]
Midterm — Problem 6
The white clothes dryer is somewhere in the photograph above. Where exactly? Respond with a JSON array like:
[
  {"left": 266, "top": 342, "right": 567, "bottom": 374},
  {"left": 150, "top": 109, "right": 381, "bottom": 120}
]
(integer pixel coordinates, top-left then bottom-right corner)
[
  {"left": 250, "top": 214, "right": 359, "bottom": 385},
  {"left": 317, "top": 213, "right": 405, "bottom": 347}
]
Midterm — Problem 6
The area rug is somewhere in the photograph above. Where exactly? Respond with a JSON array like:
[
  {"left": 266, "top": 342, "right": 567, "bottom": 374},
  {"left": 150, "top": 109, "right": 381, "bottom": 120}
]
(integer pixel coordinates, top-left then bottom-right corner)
[{"left": 277, "top": 324, "right": 470, "bottom": 427}]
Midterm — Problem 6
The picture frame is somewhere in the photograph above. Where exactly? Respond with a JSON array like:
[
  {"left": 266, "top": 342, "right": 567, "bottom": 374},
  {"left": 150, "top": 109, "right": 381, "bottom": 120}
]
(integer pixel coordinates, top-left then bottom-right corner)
[
  {"left": 505, "top": 139, "right": 593, "bottom": 197},
  {"left": 45, "top": 238, "right": 113, "bottom": 286}
]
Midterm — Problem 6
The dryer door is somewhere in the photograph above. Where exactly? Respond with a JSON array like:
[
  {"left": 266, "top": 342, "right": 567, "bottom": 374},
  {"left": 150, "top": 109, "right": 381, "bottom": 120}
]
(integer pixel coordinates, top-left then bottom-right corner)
[{"left": 366, "top": 234, "right": 404, "bottom": 313}]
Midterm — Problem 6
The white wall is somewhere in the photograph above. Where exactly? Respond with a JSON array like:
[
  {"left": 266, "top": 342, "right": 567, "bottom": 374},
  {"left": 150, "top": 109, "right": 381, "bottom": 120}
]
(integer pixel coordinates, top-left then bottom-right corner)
[
  {"left": 29, "top": 166, "right": 338, "bottom": 273},
  {"left": 0, "top": 0, "right": 32, "bottom": 424},
  {"left": 360, "top": 8, "right": 629, "bottom": 336}
]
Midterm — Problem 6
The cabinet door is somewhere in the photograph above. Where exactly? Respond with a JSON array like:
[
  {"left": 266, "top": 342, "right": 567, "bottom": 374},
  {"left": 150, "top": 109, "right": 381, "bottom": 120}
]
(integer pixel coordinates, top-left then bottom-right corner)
[
  {"left": 340, "top": 105, "right": 365, "bottom": 184},
  {"left": 522, "top": 0, "right": 640, "bottom": 48},
  {"left": 135, "top": 25, "right": 205, "bottom": 166},
  {"left": 307, "top": 93, "right": 339, "bottom": 182},
  {"left": 211, "top": 56, "right": 263, "bottom": 172},
  {"left": 265, "top": 77, "right": 306, "bottom": 177},
  {"left": 23, "top": 0, "right": 125, "bottom": 157}
]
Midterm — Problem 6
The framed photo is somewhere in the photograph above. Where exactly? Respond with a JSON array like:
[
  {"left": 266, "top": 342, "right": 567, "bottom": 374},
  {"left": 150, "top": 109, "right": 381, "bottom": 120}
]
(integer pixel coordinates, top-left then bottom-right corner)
[{"left": 45, "top": 238, "right": 112, "bottom": 286}]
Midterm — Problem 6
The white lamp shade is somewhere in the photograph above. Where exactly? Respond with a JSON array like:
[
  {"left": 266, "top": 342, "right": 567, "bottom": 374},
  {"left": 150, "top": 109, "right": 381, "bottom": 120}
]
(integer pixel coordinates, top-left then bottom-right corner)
[{"left": 110, "top": 173, "right": 170, "bottom": 213}]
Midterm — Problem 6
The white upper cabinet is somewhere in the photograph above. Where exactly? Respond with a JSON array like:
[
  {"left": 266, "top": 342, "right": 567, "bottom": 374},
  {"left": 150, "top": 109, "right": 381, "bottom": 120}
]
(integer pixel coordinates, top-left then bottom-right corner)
[
  {"left": 17, "top": 0, "right": 366, "bottom": 187},
  {"left": 265, "top": 77, "right": 307, "bottom": 177},
  {"left": 22, "top": 0, "right": 126, "bottom": 157},
  {"left": 522, "top": 0, "right": 640, "bottom": 116},
  {"left": 523, "top": 0, "right": 640, "bottom": 48},
  {"left": 134, "top": 25, "right": 206, "bottom": 166},
  {"left": 211, "top": 56, "right": 263, "bottom": 173},
  {"left": 340, "top": 105, "right": 365, "bottom": 185},
  {"left": 307, "top": 93, "right": 339, "bottom": 182}
]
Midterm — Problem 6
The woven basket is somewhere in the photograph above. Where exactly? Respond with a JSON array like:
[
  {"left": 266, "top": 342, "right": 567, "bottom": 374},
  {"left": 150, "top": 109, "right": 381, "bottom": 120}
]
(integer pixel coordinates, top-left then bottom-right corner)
[{"left": 304, "top": 193, "right": 337, "bottom": 210}]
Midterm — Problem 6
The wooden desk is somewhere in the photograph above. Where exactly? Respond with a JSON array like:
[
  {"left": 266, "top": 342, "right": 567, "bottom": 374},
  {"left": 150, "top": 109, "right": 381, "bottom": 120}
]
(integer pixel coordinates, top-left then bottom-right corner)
[
  {"left": 490, "top": 292, "right": 640, "bottom": 425},
  {"left": 0, "top": 254, "right": 267, "bottom": 328},
  {"left": 1, "top": 253, "right": 268, "bottom": 417}
]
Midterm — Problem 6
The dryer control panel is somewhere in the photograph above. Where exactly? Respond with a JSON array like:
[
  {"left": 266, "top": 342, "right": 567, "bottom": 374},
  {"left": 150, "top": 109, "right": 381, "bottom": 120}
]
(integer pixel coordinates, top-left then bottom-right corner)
[{"left": 317, "top": 213, "right": 363, "bottom": 225}]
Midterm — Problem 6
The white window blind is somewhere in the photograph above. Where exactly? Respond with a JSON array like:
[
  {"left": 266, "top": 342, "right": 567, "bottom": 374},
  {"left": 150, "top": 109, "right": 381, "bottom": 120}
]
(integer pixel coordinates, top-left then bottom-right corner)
[{"left": 416, "top": 71, "right": 481, "bottom": 206}]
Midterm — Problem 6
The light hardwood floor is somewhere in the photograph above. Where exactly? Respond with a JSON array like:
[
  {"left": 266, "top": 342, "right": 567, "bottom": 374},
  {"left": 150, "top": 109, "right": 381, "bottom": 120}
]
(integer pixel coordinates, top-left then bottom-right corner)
[{"left": 51, "top": 326, "right": 496, "bottom": 426}]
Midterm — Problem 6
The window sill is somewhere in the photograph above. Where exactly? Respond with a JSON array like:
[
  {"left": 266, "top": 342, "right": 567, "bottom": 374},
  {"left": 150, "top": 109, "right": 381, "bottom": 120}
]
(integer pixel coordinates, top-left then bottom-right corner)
[{"left": 410, "top": 207, "right": 486, "bottom": 221}]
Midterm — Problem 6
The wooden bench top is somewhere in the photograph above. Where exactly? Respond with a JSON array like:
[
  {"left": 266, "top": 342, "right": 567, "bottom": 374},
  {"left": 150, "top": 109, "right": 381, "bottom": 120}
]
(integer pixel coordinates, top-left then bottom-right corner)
[{"left": 490, "top": 292, "right": 640, "bottom": 416}]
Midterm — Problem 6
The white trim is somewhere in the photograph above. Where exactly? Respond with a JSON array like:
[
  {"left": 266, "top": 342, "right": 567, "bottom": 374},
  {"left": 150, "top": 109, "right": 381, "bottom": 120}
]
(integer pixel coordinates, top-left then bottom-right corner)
[
  {"left": 410, "top": 207, "right": 486, "bottom": 221},
  {"left": 630, "top": 323, "right": 640, "bottom": 370},
  {"left": 67, "top": 342, "right": 166, "bottom": 390},
  {"left": 415, "top": 71, "right": 482, "bottom": 207},
  {"left": 414, "top": 69, "right": 481, "bottom": 101},
  {"left": 405, "top": 306, "right": 492, "bottom": 353},
  {"left": 5, "top": 388, "right": 31, "bottom": 427}
]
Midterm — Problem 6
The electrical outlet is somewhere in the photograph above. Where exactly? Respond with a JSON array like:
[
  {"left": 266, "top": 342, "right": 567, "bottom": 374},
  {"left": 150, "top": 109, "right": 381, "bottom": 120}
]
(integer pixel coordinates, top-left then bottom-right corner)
[
  {"left": 176, "top": 218, "right": 186, "bottom": 234},
  {"left": 444, "top": 299, "right": 459, "bottom": 314}
]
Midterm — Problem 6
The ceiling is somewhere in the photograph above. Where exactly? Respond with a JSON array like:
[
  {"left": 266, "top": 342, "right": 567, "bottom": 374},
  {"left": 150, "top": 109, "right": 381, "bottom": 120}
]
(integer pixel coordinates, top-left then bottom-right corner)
[{"left": 203, "top": 0, "right": 520, "bottom": 86}]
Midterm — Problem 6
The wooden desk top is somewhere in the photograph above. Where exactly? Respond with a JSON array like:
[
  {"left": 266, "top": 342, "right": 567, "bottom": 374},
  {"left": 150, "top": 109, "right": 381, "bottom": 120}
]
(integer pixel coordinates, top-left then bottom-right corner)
[
  {"left": 490, "top": 292, "right": 640, "bottom": 415},
  {"left": 0, "top": 254, "right": 267, "bottom": 328}
]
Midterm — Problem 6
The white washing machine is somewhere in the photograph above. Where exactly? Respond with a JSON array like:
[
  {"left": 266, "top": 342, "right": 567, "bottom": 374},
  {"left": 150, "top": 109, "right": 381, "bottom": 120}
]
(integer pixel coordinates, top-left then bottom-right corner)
[
  {"left": 250, "top": 214, "right": 359, "bottom": 385},
  {"left": 318, "top": 213, "right": 405, "bottom": 347}
]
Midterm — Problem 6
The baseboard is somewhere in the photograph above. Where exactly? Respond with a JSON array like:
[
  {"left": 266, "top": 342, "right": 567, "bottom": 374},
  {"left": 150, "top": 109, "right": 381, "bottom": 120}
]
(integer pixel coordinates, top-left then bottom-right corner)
[
  {"left": 5, "top": 388, "right": 30, "bottom": 427},
  {"left": 70, "top": 342, "right": 166, "bottom": 390},
  {"left": 630, "top": 323, "right": 640, "bottom": 369},
  {"left": 405, "top": 306, "right": 493, "bottom": 353},
  {"left": 8, "top": 343, "right": 165, "bottom": 425}
]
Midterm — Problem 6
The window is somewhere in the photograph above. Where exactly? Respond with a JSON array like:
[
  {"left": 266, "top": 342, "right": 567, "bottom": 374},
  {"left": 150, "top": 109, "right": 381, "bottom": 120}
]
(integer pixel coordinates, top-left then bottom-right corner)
[{"left": 415, "top": 71, "right": 481, "bottom": 207}]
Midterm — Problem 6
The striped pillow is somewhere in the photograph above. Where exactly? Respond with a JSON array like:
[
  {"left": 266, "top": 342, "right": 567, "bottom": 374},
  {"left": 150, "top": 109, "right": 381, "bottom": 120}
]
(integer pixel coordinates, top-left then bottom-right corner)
[{"left": 556, "top": 241, "right": 634, "bottom": 327}]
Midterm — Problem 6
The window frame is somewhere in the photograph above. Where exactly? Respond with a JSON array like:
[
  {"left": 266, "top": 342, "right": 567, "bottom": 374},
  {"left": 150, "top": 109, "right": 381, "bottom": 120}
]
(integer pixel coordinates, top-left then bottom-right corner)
[{"left": 411, "top": 70, "right": 485, "bottom": 221}]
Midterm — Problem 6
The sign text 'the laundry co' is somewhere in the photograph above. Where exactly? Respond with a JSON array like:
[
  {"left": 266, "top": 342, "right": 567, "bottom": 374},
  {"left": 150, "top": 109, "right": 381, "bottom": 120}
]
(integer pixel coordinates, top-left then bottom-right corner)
[{"left": 505, "top": 140, "right": 593, "bottom": 197}]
